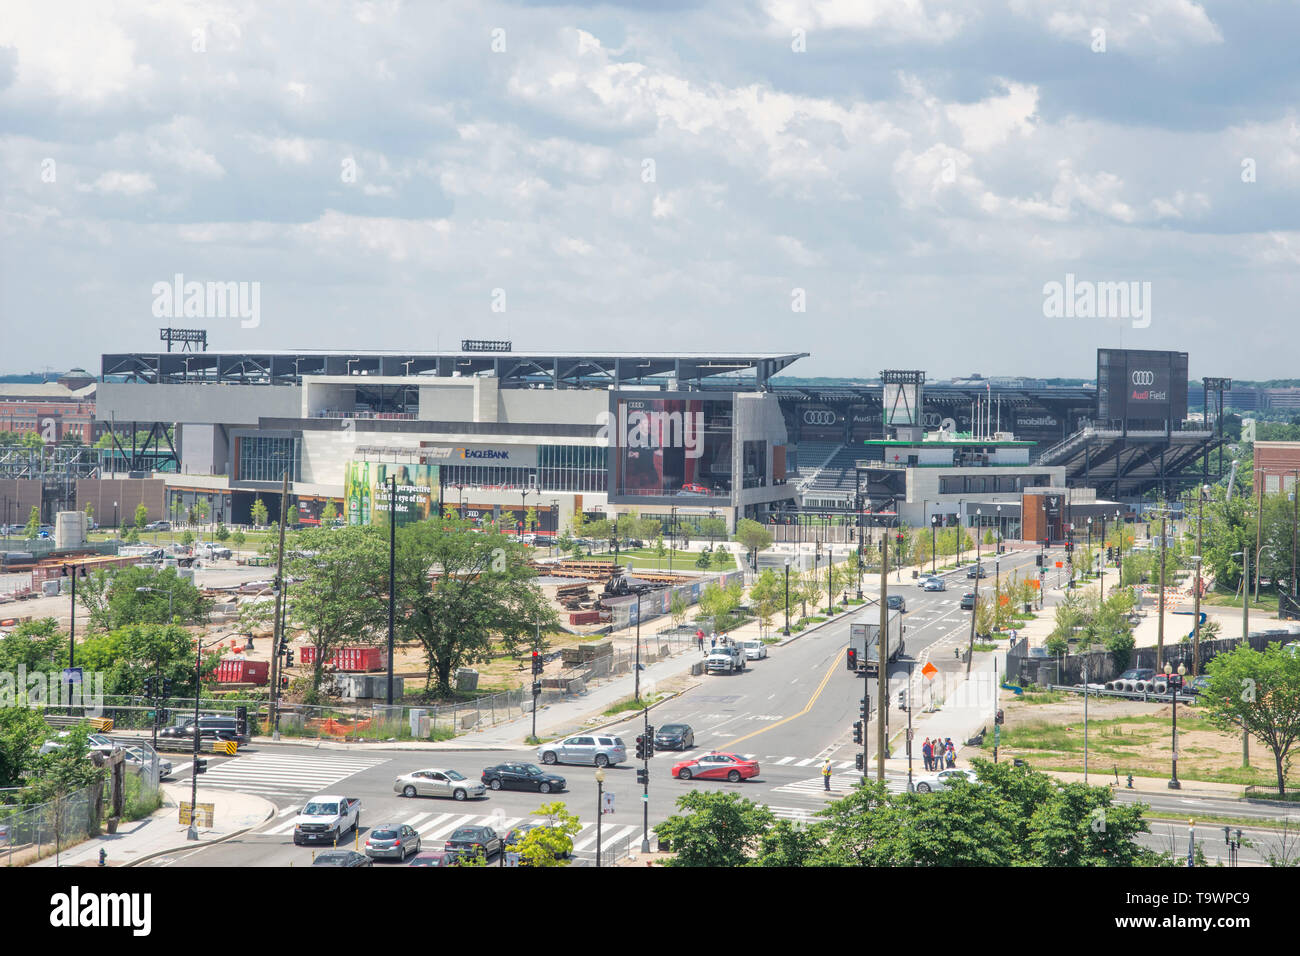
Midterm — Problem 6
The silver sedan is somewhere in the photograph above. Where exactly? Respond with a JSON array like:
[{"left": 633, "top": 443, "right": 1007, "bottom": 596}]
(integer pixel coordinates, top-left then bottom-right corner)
[{"left": 393, "top": 768, "right": 487, "bottom": 801}]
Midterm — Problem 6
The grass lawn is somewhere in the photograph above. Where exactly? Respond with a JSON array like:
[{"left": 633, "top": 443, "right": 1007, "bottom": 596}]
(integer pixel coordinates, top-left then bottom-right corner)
[
  {"left": 985, "top": 711, "right": 1299, "bottom": 790},
  {"left": 1199, "top": 586, "right": 1278, "bottom": 612},
  {"left": 602, "top": 692, "right": 667, "bottom": 716}
]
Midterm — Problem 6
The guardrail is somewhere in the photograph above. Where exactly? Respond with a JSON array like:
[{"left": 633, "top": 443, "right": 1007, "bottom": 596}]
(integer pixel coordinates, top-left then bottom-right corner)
[{"left": 1046, "top": 683, "right": 1197, "bottom": 703}]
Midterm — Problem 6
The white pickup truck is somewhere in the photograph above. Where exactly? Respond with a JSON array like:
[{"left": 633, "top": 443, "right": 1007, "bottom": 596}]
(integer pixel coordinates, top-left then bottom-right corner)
[
  {"left": 706, "top": 644, "right": 746, "bottom": 674},
  {"left": 292, "top": 795, "right": 361, "bottom": 846}
]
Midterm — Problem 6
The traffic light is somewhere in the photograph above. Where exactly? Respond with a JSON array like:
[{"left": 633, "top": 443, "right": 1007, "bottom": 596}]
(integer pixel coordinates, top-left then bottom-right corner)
[
  {"left": 277, "top": 637, "right": 287, "bottom": 656},
  {"left": 1036, "top": 554, "right": 1044, "bottom": 568},
  {"left": 645, "top": 727, "right": 655, "bottom": 757},
  {"left": 635, "top": 735, "right": 646, "bottom": 759},
  {"left": 280, "top": 676, "right": 290, "bottom": 689},
  {"left": 636, "top": 767, "right": 648, "bottom": 786},
  {"left": 531, "top": 681, "right": 542, "bottom": 697},
  {"left": 194, "top": 757, "right": 208, "bottom": 775},
  {"left": 852, "top": 720, "right": 863, "bottom": 744},
  {"left": 846, "top": 648, "right": 857, "bottom": 670},
  {"left": 532, "top": 651, "right": 542, "bottom": 676},
  {"left": 1107, "top": 546, "right": 1115, "bottom": 562},
  {"left": 859, "top": 698, "right": 870, "bottom": 718},
  {"left": 143, "top": 676, "right": 155, "bottom": 697},
  {"left": 285, "top": 648, "right": 295, "bottom": 667},
  {"left": 854, "top": 753, "right": 864, "bottom": 771},
  {"left": 162, "top": 678, "right": 173, "bottom": 696}
]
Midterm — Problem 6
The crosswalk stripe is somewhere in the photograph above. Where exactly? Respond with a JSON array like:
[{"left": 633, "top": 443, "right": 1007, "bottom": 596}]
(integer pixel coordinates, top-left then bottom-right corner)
[
  {"left": 277, "top": 805, "right": 298, "bottom": 818},
  {"left": 793, "top": 758, "right": 816, "bottom": 767},
  {"left": 266, "top": 819, "right": 298, "bottom": 836},
  {"left": 835, "top": 761, "right": 855, "bottom": 770},
  {"left": 425, "top": 814, "right": 479, "bottom": 841},
  {"left": 400, "top": 812, "right": 432, "bottom": 828},
  {"left": 775, "top": 756, "right": 796, "bottom": 765},
  {"left": 414, "top": 813, "right": 456, "bottom": 837},
  {"left": 571, "top": 824, "right": 602, "bottom": 852}
]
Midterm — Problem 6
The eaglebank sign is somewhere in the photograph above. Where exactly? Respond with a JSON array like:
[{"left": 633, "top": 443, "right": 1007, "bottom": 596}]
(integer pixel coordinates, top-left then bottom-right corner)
[
  {"left": 50, "top": 887, "right": 151, "bottom": 936},
  {"left": 598, "top": 404, "right": 704, "bottom": 458},
  {"left": 1042, "top": 273, "right": 1151, "bottom": 329}
]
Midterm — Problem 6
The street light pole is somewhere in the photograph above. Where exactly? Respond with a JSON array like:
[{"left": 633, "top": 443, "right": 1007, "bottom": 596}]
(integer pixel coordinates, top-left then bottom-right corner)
[
  {"left": 1166, "top": 662, "right": 1185, "bottom": 789},
  {"left": 782, "top": 558, "right": 791, "bottom": 635},
  {"left": 931, "top": 514, "right": 937, "bottom": 577},
  {"left": 594, "top": 768, "right": 605, "bottom": 867},
  {"left": 387, "top": 474, "right": 396, "bottom": 706},
  {"left": 634, "top": 591, "right": 642, "bottom": 702}
]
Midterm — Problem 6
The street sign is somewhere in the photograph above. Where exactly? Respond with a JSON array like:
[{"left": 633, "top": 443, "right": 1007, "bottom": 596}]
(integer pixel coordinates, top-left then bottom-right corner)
[
  {"left": 601, "top": 792, "right": 615, "bottom": 815},
  {"left": 1055, "top": 561, "right": 1063, "bottom": 569},
  {"left": 178, "top": 802, "right": 214, "bottom": 826},
  {"left": 921, "top": 662, "right": 938, "bottom": 680},
  {"left": 212, "top": 740, "right": 237, "bottom": 755},
  {"left": 504, "top": 851, "right": 521, "bottom": 868}
]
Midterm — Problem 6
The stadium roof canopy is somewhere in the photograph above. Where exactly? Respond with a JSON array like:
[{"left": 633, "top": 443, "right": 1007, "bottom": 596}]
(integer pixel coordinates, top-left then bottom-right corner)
[{"left": 102, "top": 350, "right": 809, "bottom": 389}]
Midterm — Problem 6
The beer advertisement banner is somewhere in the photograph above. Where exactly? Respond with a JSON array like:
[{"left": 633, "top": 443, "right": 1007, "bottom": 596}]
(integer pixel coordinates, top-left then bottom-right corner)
[{"left": 345, "top": 461, "right": 439, "bottom": 527}]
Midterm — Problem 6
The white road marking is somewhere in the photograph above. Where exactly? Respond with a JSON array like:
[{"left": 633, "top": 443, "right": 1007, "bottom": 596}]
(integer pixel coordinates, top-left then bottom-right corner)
[
  {"left": 775, "top": 756, "right": 796, "bottom": 765},
  {"left": 424, "top": 813, "right": 480, "bottom": 841},
  {"left": 793, "top": 758, "right": 816, "bottom": 767}
]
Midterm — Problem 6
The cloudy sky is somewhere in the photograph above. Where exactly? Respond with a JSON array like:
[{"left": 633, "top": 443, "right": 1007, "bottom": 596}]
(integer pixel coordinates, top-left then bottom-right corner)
[{"left": 2, "top": 0, "right": 1298, "bottom": 381}]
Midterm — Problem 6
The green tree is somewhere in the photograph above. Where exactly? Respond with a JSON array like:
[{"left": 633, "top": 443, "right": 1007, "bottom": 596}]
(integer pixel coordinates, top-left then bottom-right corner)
[
  {"left": 231, "top": 530, "right": 246, "bottom": 548},
  {"left": 669, "top": 591, "right": 688, "bottom": 629},
  {"left": 748, "top": 569, "right": 783, "bottom": 635},
  {"left": 286, "top": 505, "right": 299, "bottom": 527},
  {"left": 711, "top": 544, "right": 732, "bottom": 569},
  {"left": 516, "top": 801, "right": 584, "bottom": 867},
  {"left": 77, "top": 565, "right": 209, "bottom": 631},
  {"left": 277, "top": 526, "right": 387, "bottom": 698},
  {"left": 23, "top": 506, "right": 40, "bottom": 539},
  {"left": 0, "top": 618, "right": 65, "bottom": 675},
  {"left": 192, "top": 499, "right": 209, "bottom": 525},
  {"left": 1201, "top": 642, "right": 1300, "bottom": 794},
  {"left": 321, "top": 500, "right": 338, "bottom": 525},
  {"left": 77, "top": 623, "right": 210, "bottom": 698},
  {"left": 0, "top": 706, "right": 49, "bottom": 788},
  {"left": 215, "top": 523, "right": 229, "bottom": 542},
  {"left": 250, "top": 497, "right": 269, "bottom": 528},
  {"left": 752, "top": 818, "right": 824, "bottom": 866},
  {"left": 83, "top": 502, "right": 94, "bottom": 522},
  {"left": 396, "top": 517, "right": 558, "bottom": 698},
  {"left": 24, "top": 725, "right": 107, "bottom": 805},
  {"left": 180, "top": 529, "right": 194, "bottom": 547},
  {"left": 654, "top": 535, "right": 667, "bottom": 570},
  {"left": 695, "top": 548, "right": 712, "bottom": 570},
  {"left": 733, "top": 518, "right": 773, "bottom": 569},
  {"left": 653, "top": 790, "right": 774, "bottom": 867},
  {"left": 133, "top": 503, "right": 149, "bottom": 531}
]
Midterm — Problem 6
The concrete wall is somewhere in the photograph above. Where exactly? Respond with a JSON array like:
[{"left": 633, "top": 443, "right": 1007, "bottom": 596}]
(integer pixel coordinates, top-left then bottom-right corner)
[
  {"left": 97, "top": 382, "right": 302, "bottom": 426},
  {"left": 498, "top": 388, "right": 607, "bottom": 425},
  {"left": 75, "top": 478, "right": 167, "bottom": 527}
]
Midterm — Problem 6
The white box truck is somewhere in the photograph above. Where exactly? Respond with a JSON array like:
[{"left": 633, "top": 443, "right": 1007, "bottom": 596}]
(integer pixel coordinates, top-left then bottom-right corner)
[{"left": 847, "top": 608, "right": 904, "bottom": 677}]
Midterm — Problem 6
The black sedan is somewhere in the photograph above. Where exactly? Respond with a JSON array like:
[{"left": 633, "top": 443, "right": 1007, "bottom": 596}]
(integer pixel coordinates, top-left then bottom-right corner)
[
  {"left": 481, "top": 763, "right": 566, "bottom": 793},
  {"left": 653, "top": 723, "right": 695, "bottom": 751},
  {"left": 960, "top": 593, "right": 977, "bottom": 610},
  {"left": 966, "top": 565, "right": 988, "bottom": 579},
  {"left": 445, "top": 825, "right": 502, "bottom": 861},
  {"left": 311, "top": 851, "right": 372, "bottom": 867},
  {"left": 886, "top": 594, "right": 906, "bottom": 612}
]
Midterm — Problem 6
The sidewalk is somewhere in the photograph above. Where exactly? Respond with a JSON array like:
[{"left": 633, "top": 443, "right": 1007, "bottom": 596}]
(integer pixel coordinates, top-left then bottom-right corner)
[{"left": 31, "top": 783, "right": 275, "bottom": 867}]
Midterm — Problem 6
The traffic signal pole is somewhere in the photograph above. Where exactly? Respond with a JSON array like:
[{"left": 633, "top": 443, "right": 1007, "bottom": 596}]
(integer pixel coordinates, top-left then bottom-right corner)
[
  {"left": 877, "top": 538, "right": 888, "bottom": 783},
  {"left": 641, "top": 706, "right": 651, "bottom": 854},
  {"left": 270, "top": 470, "right": 290, "bottom": 740}
]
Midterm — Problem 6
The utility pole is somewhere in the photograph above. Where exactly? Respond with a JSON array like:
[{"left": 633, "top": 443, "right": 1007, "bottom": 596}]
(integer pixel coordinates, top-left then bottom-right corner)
[
  {"left": 966, "top": 523, "right": 981, "bottom": 676},
  {"left": 1194, "top": 486, "right": 1205, "bottom": 676},
  {"left": 634, "top": 591, "right": 642, "bottom": 703},
  {"left": 1156, "top": 513, "right": 1167, "bottom": 672},
  {"left": 269, "top": 470, "right": 290, "bottom": 740},
  {"left": 387, "top": 474, "right": 397, "bottom": 705},
  {"left": 876, "top": 538, "right": 888, "bottom": 783}
]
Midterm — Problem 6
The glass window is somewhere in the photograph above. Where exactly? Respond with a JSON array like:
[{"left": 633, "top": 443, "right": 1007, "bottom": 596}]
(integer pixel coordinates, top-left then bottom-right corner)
[{"left": 237, "top": 435, "right": 301, "bottom": 482}]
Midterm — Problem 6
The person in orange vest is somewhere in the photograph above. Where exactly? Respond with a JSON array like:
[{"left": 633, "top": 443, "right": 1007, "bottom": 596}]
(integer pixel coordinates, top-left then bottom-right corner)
[{"left": 822, "top": 758, "right": 833, "bottom": 790}]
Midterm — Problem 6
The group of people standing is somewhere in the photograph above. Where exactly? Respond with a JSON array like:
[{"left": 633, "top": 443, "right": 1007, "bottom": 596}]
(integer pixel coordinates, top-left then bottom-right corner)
[{"left": 921, "top": 737, "right": 955, "bottom": 771}]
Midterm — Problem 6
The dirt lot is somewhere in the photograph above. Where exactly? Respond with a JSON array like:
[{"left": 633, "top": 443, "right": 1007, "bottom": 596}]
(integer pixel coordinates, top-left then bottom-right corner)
[{"left": 990, "top": 690, "right": 1296, "bottom": 789}]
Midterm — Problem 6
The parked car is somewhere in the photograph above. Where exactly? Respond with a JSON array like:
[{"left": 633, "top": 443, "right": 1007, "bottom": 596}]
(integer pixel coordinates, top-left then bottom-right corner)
[
  {"left": 480, "top": 763, "right": 566, "bottom": 793},
  {"left": 122, "top": 746, "right": 173, "bottom": 779},
  {"left": 408, "top": 850, "right": 455, "bottom": 867},
  {"left": 959, "top": 592, "right": 977, "bottom": 610},
  {"left": 706, "top": 644, "right": 746, "bottom": 674},
  {"left": 914, "top": 768, "right": 977, "bottom": 793},
  {"left": 653, "top": 723, "right": 695, "bottom": 751},
  {"left": 886, "top": 594, "right": 906, "bottom": 612},
  {"left": 311, "top": 850, "right": 371, "bottom": 867},
  {"left": 1185, "top": 675, "right": 1211, "bottom": 696},
  {"left": 393, "top": 768, "right": 487, "bottom": 801},
  {"left": 364, "top": 823, "right": 421, "bottom": 861},
  {"left": 161, "top": 714, "right": 246, "bottom": 744},
  {"left": 537, "top": 734, "right": 627, "bottom": 768},
  {"left": 739, "top": 639, "right": 768, "bottom": 660},
  {"left": 672, "top": 752, "right": 759, "bottom": 783},
  {"left": 444, "top": 825, "right": 502, "bottom": 861},
  {"left": 966, "top": 565, "right": 988, "bottom": 579},
  {"left": 922, "top": 577, "right": 946, "bottom": 592},
  {"left": 40, "top": 732, "right": 117, "bottom": 757}
]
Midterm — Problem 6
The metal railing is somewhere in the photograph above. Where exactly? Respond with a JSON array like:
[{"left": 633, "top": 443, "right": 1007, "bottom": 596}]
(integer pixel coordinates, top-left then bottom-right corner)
[{"left": 0, "top": 784, "right": 100, "bottom": 867}]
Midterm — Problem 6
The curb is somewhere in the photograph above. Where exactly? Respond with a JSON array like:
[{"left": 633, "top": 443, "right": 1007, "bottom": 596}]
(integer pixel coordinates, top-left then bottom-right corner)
[{"left": 122, "top": 802, "right": 277, "bottom": 867}]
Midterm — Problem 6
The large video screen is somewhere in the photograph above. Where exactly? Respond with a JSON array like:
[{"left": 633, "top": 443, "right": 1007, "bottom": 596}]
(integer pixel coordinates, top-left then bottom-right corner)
[
  {"left": 345, "top": 460, "right": 438, "bottom": 526},
  {"left": 614, "top": 397, "right": 730, "bottom": 497},
  {"left": 1097, "top": 349, "right": 1188, "bottom": 424}
]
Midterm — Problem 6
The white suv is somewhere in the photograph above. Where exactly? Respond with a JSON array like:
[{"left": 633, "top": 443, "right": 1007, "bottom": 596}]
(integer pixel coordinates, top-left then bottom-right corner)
[{"left": 537, "top": 734, "right": 627, "bottom": 768}]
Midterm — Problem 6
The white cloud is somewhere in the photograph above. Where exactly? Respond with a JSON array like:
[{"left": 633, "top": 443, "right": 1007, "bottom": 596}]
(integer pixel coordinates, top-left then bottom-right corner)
[
  {"left": 762, "top": 0, "right": 968, "bottom": 43},
  {"left": 81, "top": 170, "right": 156, "bottom": 195},
  {"left": 1010, "top": 0, "right": 1223, "bottom": 50},
  {"left": 945, "top": 82, "right": 1038, "bottom": 154}
]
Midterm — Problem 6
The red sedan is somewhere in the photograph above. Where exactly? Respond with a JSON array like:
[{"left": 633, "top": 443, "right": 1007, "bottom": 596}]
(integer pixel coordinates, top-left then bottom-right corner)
[{"left": 672, "top": 752, "right": 760, "bottom": 783}]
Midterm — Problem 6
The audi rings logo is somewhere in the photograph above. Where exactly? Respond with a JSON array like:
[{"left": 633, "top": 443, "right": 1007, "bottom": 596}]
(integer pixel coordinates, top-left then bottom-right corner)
[
  {"left": 803, "top": 409, "right": 837, "bottom": 426},
  {"left": 1131, "top": 370, "right": 1156, "bottom": 386}
]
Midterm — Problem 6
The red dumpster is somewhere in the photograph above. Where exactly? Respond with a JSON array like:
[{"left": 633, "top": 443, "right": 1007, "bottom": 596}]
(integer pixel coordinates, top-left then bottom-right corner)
[
  {"left": 298, "top": 644, "right": 316, "bottom": 665},
  {"left": 333, "top": 646, "right": 387, "bottom": 672},
  {"left": 213, "top": 659, "right": 269, "bottom": 685}
]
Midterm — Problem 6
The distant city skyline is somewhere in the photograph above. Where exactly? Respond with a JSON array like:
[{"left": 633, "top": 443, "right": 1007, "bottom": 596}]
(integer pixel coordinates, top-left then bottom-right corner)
[{"left": 3, "top": 2, "right": 1299, "bottom": 378}]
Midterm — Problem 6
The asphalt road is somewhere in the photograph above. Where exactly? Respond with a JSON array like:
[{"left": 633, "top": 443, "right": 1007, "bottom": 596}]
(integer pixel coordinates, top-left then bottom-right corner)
[{"left": 146, "top": 548, "right": 1051, "bottom": 867}]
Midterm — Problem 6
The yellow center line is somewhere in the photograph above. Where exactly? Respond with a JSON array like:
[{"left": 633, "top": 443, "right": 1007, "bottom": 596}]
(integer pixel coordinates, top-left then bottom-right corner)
[{"left": 724, "top": 648, "right": 844, "bottom": 749}]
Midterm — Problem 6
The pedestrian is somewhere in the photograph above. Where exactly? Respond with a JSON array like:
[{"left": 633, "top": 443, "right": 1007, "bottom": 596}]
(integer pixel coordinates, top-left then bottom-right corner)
[
  {"left": 945, "top": 738, "right": 956, "bottom": 768},
  {"left": 711, "top": 636, "right": 716, "bottom": 650},
  {"left": 822, "top": 758, "right": 833, "bottom": 790},
  {"left": 921, "top": 737, "right": 933, "bottom": 771},
  {"left": 697, "top": 630, "right": 705, "bottom": 654}
]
